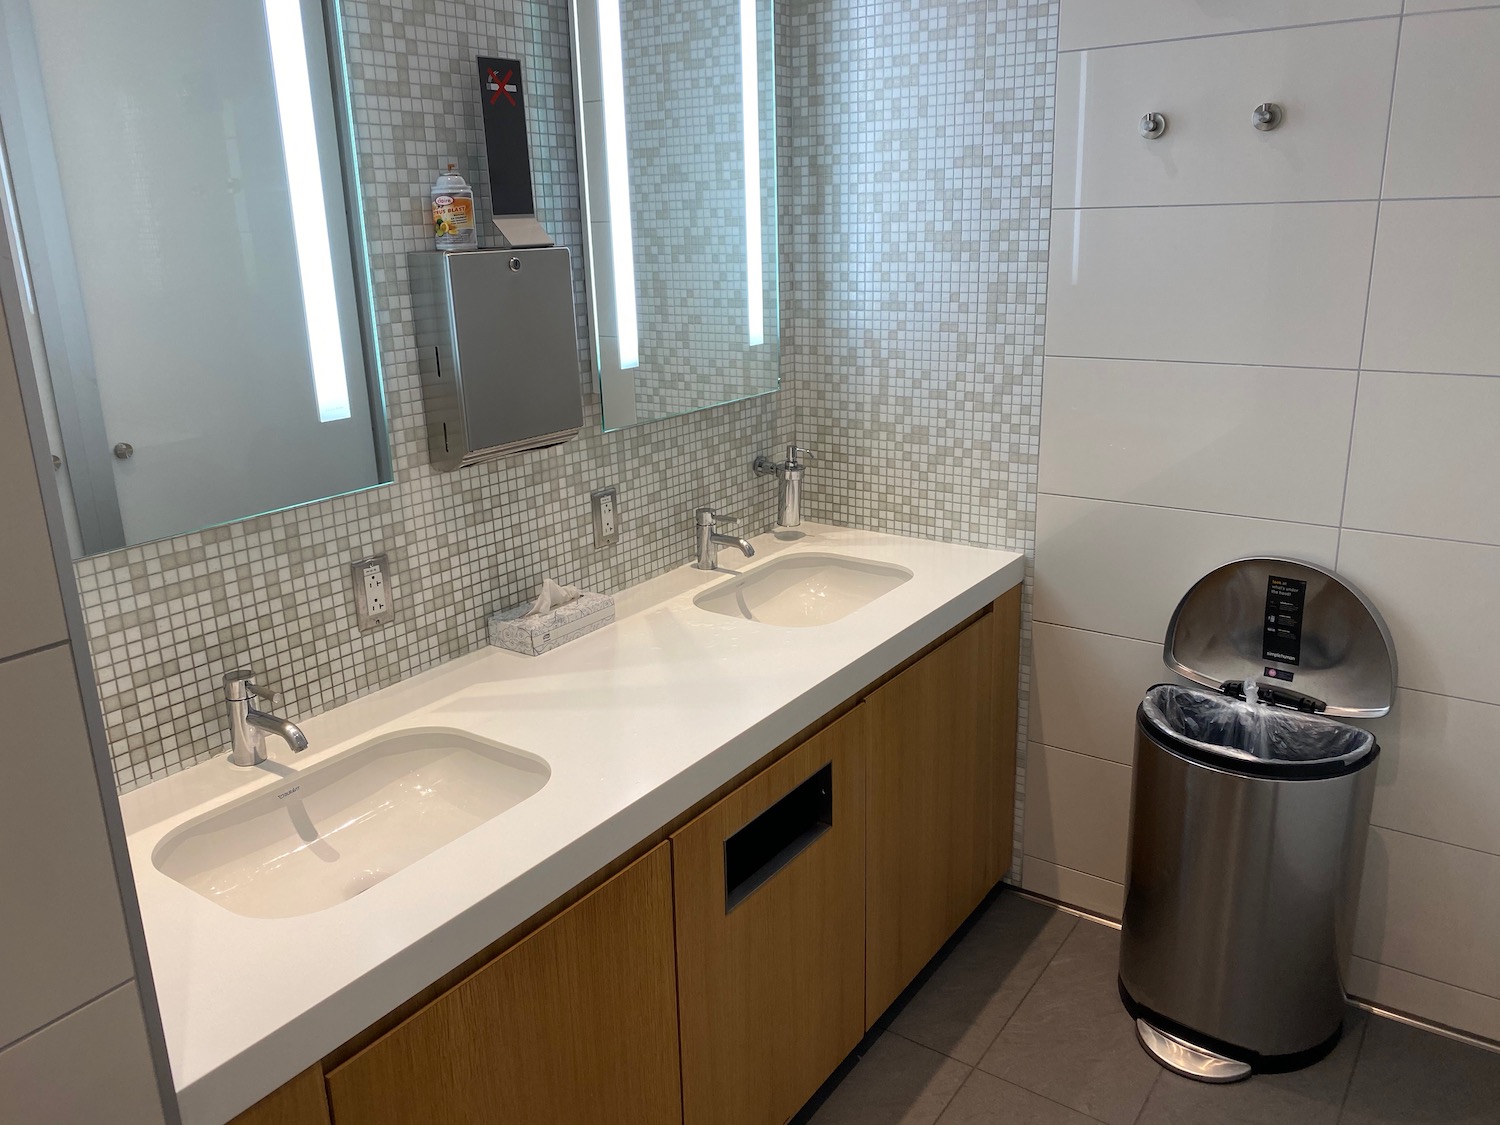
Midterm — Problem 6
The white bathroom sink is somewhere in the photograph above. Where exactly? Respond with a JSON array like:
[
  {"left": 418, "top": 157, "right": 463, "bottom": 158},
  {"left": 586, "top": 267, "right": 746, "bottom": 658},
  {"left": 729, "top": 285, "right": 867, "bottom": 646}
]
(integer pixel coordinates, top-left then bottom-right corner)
[
  {"left": 152, "top": 729, "right": 550, "bottom": 918},
  {"left": 694, "top": 552, "right": 913, "bottom": 627}
]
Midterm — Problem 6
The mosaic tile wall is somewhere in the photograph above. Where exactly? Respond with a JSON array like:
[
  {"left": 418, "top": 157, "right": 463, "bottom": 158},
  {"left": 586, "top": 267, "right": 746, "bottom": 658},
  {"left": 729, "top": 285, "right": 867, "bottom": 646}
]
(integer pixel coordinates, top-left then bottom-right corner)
[
  {"left": 75, "top": 0, "right": 795, "bottom": 791},
  {"left": 781, "top": 0, "right": 1059, "bottom": 876},
  {"left": 72, "top": 0, "right": 1056, "bottom": 804}
]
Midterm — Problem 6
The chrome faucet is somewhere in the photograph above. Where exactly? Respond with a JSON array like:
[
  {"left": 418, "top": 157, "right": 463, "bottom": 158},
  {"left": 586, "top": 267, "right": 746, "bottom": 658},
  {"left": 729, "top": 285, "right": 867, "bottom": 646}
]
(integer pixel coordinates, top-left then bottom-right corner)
[
  {"left": 694, "top": 507, "right": 755, "bottom": 570},
  {"left": 754, "top": 445, "right": 815, "bottom": 528},
  {"left": 223, "top": 669, "right": 309, "bottom": 767}
]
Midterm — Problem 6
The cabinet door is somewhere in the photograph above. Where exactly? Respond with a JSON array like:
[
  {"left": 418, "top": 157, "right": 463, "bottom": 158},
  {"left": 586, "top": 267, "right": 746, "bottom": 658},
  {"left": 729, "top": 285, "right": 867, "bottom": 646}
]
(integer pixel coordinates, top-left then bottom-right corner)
[
  {"left": 228, "top": 1067, "right": 329, "bottom": 1125},
  {"left": 673, "top": 707, "right": 867, "bottom": 1125},
  {"left": 865, "top": 611, "right": 999, "bottom": 1022},
  {"left": 325, "top": 844, "right": 681, "bottom": 1125}
]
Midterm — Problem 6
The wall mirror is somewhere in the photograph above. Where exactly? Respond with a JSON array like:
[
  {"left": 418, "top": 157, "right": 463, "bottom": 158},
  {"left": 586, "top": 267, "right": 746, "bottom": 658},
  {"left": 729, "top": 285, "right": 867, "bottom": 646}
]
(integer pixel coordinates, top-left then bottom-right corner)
[
  {"left": 0, "top": 0, "right": 388, "bottom": 558},
  {"left": 570, "top": 0, "right": 780, "bottom": 430}
]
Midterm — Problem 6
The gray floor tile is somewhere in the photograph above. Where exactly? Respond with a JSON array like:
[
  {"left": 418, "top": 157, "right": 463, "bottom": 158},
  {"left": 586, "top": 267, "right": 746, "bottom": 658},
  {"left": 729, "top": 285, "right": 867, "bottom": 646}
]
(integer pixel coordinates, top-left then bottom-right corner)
[
  {"left": 890, "top": 891, "right": 1078, "bottom": 1064},
  {"left": 809, "top": 1032, "right": 972, "bottom": 1125},
  {"left": 936, "top": 1068, "right": 1105, "bottom": 1125},
  {"left": 1136, "top": 1009, "right": 1367, "bottom": 1125},
  {"left": 1340, "top": 1016, "right": 1500, "bottom": 1125},
  {"left": 976, "top": 919, "right": 1160, "bottom": 1125}
]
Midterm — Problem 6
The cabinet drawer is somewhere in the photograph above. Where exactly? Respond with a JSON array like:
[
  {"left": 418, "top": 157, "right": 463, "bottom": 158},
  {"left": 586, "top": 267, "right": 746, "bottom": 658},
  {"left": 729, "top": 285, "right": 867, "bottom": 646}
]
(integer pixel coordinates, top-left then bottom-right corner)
[
  {"left": 325, "top": 843, "right": 680, "bottom": 1125},
  {"left": 673, "top": 706, "right": 868, "bottom": 1125}
]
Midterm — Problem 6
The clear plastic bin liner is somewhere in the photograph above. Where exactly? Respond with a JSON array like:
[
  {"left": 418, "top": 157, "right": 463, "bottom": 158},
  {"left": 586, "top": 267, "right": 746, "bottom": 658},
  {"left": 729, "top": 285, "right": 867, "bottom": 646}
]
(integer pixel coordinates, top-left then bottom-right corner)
[{"left": 1142, "top": 684, "right": 1375, "bottom": 770}]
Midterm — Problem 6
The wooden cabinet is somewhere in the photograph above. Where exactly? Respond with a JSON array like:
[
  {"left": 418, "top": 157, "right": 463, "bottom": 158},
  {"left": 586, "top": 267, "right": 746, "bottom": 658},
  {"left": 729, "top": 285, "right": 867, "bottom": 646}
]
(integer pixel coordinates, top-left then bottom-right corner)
[
  {"left": 673, "top": 707, "right": 868, "bottom": 1125},
  {"left": 864, "top": 599, "right": 1015, "bottom": 1022},
  {"left": 324, "top": 844, "right": 681, "bottom": 1125},
  {"left": 229, "top": 587, "right": 1022, "bottom": 1125},
  {"left": 228, "top": 1067, "right": 329, "bottom": 1125}
]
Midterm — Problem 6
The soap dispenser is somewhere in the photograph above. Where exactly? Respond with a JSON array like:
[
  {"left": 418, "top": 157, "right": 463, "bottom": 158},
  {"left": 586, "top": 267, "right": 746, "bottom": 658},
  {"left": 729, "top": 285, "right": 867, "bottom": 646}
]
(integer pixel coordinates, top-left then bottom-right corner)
[{"left": 754, "top": 445, "right": 816, "bottom": 528}]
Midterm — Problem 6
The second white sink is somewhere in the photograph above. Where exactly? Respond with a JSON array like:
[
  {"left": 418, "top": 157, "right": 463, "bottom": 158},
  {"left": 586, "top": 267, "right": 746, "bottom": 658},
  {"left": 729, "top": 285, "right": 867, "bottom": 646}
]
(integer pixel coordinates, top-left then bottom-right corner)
[
  {"left": 152, "top": 729, "right": 549, "bottom": 918},
  {"left": 694, "top": 552, "right": 913, "bottom": 627}
]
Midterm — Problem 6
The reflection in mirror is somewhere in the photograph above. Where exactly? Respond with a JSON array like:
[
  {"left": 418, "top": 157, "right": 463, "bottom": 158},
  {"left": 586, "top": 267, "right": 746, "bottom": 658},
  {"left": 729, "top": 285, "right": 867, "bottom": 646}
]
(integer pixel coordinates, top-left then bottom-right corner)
[
  {"left": 571, "top": 0, "right": 779, "bottom": 430},
  {"left": 0, "top": 0, "right": 387, "bottom": 557}
]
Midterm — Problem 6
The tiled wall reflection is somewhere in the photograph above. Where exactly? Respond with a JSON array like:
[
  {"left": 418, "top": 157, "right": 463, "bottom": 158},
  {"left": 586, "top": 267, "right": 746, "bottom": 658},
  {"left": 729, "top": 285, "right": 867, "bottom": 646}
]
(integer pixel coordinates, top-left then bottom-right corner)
[{"left": 76, "top": 0, "right": 793, "bottom": 790}]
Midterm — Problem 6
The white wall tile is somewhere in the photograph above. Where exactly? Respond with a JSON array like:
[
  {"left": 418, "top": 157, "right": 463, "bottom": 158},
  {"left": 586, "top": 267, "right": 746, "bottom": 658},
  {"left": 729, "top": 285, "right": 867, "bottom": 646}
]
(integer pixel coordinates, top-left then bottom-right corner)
[
  {"left": 1354, "top": 826, "right": 1500, "bottom": 1001},
  {"left": 1344, "top": 371, "right": 1500, "bottom": 546},
  {"left": 1046, "top": 202, "right": 1377, "bottom": 368},
  {"left": 1384, "top": 9, "right": 1500, "bottom": 198},
  {"left": 1054, "top": 21, "right": 1395, "bottom": 208},
  {"left": 1033, "top": 493, "right": 1340, "bottom": 641},
  {"left": 0, "top": 646, "right": 134, "bottom": 1048},
  {"left": 1038, "top": 358, "right": 1356, "bottom": 524},
  {"left": 1363, "top": 199, "right": 1500, "bottom": 377},
  {"left": 0, "top": 983, "right": 165, "bottom": 1125},
  {"left": 1402, "top": 0, "right": 1500, "bottom": 15},
  {"left": 1347, "top": 956, "right": 1500, "bottom": 1044},
  {"left": 1363, "top": 689, "right": 1500, "bottom": 857},
  {"left": 1021, "top": 856, "right": 1125, "bottom": 920},
  {"left": 1338, "top": 530, "right": 1500, "bottom": 707},
  {"left": 0, "top": 302, "right": 67, "bottom": 660},
  {"left": 1023, "top": 743, "right": 1134, "bottom": 883},
  {"left": 1058, "top": 0, "right": 1400, "bottom": 52},
  {"left": 1031, "top": 623, "right": 1165, "bottom": 766}
]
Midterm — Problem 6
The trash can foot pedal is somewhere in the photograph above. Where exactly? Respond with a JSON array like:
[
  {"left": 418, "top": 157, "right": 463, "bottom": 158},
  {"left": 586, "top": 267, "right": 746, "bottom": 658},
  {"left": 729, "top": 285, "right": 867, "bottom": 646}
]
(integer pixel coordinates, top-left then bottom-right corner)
[{"left": 1135, "top": 1018, "right": 1252, "bottom": 1084}]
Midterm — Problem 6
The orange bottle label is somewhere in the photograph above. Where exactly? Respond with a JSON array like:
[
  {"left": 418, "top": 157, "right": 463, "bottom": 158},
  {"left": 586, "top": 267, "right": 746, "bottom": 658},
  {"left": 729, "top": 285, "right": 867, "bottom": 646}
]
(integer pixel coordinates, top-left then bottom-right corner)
[{"left": 433, "top": 195, "right": 474, "bottom": 236}]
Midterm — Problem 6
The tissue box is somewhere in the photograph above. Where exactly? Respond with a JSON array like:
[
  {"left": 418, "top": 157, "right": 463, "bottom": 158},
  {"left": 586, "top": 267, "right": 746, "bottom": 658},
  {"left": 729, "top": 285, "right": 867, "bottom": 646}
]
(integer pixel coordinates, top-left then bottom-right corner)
[{"left": 487, "top": 592, "right": 616, "bottom": 656}]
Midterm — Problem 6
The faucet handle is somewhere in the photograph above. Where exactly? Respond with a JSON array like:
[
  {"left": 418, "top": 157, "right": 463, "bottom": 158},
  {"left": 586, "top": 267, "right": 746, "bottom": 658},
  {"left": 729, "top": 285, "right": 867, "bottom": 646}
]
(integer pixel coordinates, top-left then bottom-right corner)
[
  {"left": 693, "top": 506, "right": 741, "bottom": 529},
  {"left": 223, "top": 669, "right": 278, "bottom": 705}
]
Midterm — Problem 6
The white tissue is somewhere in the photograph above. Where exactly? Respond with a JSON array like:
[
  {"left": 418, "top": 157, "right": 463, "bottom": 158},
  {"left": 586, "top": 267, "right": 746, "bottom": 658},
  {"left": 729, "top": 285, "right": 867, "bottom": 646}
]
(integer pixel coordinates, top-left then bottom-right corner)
[{"left": 525, "top": 577, "right": 584, "bottom": 616}]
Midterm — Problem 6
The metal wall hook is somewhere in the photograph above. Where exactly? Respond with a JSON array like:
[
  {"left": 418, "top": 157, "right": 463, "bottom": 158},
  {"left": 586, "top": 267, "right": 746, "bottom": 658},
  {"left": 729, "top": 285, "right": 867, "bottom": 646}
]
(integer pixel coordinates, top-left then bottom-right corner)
[
  {"left": 1139, "top": 112, "right": 1167, "bottom": 140},
  {"left": 1252, "top": 102, "right": 1284, "bottom": 131}
]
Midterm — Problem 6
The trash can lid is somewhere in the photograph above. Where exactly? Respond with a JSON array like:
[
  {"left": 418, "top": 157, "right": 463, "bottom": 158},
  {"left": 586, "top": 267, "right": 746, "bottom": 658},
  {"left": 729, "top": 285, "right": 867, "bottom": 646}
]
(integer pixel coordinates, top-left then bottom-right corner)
[
  {"left": 1164, "top": 557, "right": 1397, "bottom": 718},
  {"left": 1141, "top": 683, "right": 1379, "bottom": 777}
]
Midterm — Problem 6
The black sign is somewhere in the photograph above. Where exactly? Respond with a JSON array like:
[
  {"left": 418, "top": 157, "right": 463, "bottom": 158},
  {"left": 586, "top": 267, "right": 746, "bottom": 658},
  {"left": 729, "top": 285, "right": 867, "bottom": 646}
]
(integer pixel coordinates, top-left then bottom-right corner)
[
  {"left": 477, "top": 57, "right": 536, "bottom": 218},
  {"left": 1262, "top": 575, "right": 1307, "bottom": 666}
]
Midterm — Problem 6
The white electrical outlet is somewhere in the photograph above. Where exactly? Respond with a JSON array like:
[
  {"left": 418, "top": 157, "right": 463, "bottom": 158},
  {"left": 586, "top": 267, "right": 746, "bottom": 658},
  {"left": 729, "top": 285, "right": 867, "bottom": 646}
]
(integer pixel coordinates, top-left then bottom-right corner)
[
  {"left": 591, "top": 487, "right": 619, "bottom": 547},
  {"left": 351, "top": 554, "right": 394, "bottom": 629}
]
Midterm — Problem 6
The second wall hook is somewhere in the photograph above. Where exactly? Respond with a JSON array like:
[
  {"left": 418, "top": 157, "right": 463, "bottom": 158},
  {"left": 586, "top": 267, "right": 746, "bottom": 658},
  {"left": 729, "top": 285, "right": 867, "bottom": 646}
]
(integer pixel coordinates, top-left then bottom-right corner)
[
  {"left": 1252, "top": 102, "right": 1284, "bottom": 131},
  {"left": 1139, "top": 112, "right": 1167, "bottom": 140}
]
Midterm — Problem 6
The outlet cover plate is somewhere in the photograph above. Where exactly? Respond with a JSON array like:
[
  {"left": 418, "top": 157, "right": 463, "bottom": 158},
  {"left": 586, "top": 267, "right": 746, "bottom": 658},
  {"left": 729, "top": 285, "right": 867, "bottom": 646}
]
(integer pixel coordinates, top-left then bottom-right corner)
[
  {"left": 351, "top": 554, "right": 394, "bottom": 630},
  {"left": 591, "top": 487, "right": 619, "bottom": 547}
]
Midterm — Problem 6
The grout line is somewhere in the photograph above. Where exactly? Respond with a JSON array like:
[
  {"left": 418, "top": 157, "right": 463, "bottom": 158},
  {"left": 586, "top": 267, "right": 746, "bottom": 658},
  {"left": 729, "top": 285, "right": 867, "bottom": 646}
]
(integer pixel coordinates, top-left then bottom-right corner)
[
  {"left": 1039, "top": 490, "right": 1500, "bottom": 553},
  {"left": 1132, "top": 1070, "right": 1164, "bottom": 1125},
  {"left": 1339, "top": 7, "right": 1407, "bottom": 569},
  {"left": 1044, "top": 354, "right": 1500, "bottom": 381},
  {"left": 0, "top": 979, "right": 133, "bottom": 1056},
  {"left": 1051, "top": 194, "right": 1500, "bottom": 212},
  {"left": 1058, "top": 13, "right": 1403, "bottom": 55},
  {"left": 1335, "top": 1013, "right": 1372, "bottom": 1119},
  {"left": 0, "top": 637, "right": 70, "bottom": 668},
  {"left": 1368, "top": 821, "right": 1500, "bottom": 862},
  {"left": 1039, "top": 490, "right": 1342, "bottom": 530}
]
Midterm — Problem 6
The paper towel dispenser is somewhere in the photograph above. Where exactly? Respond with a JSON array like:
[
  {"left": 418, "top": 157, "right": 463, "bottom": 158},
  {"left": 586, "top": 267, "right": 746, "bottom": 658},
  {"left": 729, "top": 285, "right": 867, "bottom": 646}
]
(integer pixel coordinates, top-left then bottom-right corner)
[{"left": 409, "top": 247, "right": 583, "bottom": 470}]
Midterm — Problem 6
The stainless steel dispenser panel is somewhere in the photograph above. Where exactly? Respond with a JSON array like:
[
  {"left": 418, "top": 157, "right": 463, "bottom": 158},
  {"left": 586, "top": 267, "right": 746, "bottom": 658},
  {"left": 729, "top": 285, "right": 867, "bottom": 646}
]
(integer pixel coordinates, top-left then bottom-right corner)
[
  {"left": 410, "top": 247, "right": 582, "bottom": 470},
  {"left": 1163, "top": 557, "right": 1397, "bottom": 717}
]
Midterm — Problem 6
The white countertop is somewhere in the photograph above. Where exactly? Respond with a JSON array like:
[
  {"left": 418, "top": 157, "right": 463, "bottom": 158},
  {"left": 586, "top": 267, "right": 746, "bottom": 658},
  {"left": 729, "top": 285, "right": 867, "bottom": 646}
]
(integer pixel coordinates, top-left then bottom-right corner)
[{"left": 120, "top": 524, "right": 1024, "bottom": 1125}]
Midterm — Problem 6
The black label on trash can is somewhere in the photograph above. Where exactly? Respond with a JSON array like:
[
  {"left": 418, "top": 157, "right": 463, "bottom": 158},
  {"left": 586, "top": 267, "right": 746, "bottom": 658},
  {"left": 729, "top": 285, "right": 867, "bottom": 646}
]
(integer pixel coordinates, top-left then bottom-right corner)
[{"left": 1262, "top": 575, "right": 1307, "bottom": 666}]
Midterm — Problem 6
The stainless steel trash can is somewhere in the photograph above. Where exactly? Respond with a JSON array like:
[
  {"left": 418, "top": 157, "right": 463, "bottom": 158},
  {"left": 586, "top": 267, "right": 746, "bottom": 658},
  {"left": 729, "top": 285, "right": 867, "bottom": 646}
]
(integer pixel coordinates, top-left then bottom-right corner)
[{"left": 1119, "top": 558, "right": 1397, "bottom": 1083}]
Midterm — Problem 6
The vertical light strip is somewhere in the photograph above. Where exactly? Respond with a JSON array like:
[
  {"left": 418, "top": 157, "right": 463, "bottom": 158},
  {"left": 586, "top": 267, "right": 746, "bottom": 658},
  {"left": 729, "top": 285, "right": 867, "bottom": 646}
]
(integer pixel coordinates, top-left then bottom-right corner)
[
  {"left": 597, "top": 0, "right": 639, "bottom": 369},
  {"left": 739, "top": 0, "right": 763, "bottom": 347},
  {"left": 263, "top": 0, "right": 351, "bottom": 421}
]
